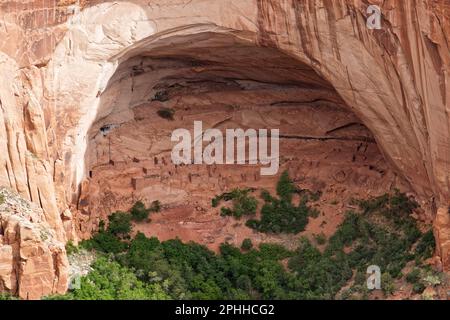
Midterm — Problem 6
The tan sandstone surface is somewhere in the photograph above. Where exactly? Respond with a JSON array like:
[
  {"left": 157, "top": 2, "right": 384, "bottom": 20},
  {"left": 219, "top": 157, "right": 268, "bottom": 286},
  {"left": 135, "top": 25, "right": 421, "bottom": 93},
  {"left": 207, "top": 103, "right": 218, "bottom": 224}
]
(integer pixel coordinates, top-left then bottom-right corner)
[
  {"left": 0, "top": 0, "right": 448, "bottom": 298},
  {"left": 0, "top": 188, "right": 68, "bottom": 299}
]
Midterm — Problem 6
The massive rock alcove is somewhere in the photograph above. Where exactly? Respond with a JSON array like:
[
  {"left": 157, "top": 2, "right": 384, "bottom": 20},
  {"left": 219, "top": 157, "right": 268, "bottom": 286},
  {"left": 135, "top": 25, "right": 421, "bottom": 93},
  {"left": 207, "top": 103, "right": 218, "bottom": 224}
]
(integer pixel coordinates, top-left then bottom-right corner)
[
  {"left": 76, "top": 30, "right": 402, "bottom": 247},
  {"left": 0, "top": 0, "right": 448, "bottom": 298}
]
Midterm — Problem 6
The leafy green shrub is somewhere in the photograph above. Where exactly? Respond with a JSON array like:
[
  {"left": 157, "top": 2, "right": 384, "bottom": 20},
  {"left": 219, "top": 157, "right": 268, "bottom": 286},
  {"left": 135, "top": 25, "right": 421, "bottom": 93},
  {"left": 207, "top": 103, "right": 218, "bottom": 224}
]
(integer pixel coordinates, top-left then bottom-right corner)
[
  {"left": 212, "top": 197, "right": 220, "bottom": 208},
  {"left": 381, "top": 273, "right": 395, "bottom": 295},
  {"left": 217, "top": 173, "right": 319, "bottom": 234},
  {"left": 241, "top": 238, "right": 253, "bottom": 251},
  {"left": 357, "top": 189, "right": 418, "bottom": 227},
  {"left": 214, "top": 189, "right": 257, "bottom": 219},
  {"left": 80, "top": 212, "right": 131, "bottom": 254},
  {"left": 406, "top": 268, "right": 427, "bottom": 294},
  {"left": 81, "top": 230, "right": 128, "bottom": 254},
  {"left": 357, "top": 193, "right": 389, "bottom": 214},
  {"left": 287, "top": 238, "right": 352, "bottom": 299},
  {"left": 412, "top": 282, "right": 426, "bottom": 294},
  {"left": 314, "top": 233, "right": 327, "bottom": 245},
  {"left": 57, "top": 190, "right": 435, "bottom": 301},
  {"left": 327, "top": 212, "right": 411, "bottom": 279},
  {"left": 232, "top": 191, "right": 258, "bottom": 218},
  {"left": 0, "top": 293, "right": 17, "bottom": 300},
  {"left": 305, "top": 190, "right": 322, "bottom": 202},
  {"left": 157, "top": 108, "right": 175, "bottom": 120},
  {"left": 246, "top": 172, "right": 314, "bottom": 234},
  {"left": 131, "top": 201, "right": 150, "bottom": 222},
  {"left": 260, "top": 190, "right": 275, "bottom": 203},
  {"left": 276, "top": 171, "right": 296, "bottom": 202},
  {"left": 250, "top": 198, "right": 309, "bottom": 234},
  {"left": 52, "top": 257, "right": 171, "bottom": 300},
  {"left": 406, "top": 268, "right": 421, "bottom": 284},
  {"left": 220, "top": 207, "right": 233, "bottom": 217},
  {"left": 320, "top": 189, "right": 435, "bottom": 295},
  {"left": 353, "top": 269, "right": 366, "bottom": 286},
  {"left": 415, "top": 230, "right": 435, "bottom": 260},
  {"left": 258, "top": 243, "right": 293, "bottom": 260},
  {"left": 423, "top": 274, "right": 441, "bottom": 286},
  {"left": 108, "top": 211, "right": 132, "bottom": 238},
  {"left": 389, "top": 190, "right": 419, "bottom": 215}
]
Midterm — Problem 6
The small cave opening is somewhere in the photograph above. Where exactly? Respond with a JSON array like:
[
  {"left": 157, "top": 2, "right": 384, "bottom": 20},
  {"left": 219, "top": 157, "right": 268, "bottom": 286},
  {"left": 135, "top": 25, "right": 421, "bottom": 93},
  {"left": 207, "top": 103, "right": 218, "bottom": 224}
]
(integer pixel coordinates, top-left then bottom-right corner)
[{"left": 76, "top": 32, "right": 408, "bottom": 247}]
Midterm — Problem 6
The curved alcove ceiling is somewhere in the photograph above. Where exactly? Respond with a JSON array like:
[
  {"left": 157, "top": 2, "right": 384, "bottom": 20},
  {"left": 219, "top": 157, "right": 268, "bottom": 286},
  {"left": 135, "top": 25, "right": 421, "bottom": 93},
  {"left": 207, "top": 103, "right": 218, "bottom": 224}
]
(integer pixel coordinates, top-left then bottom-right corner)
[
  {"left": 45, "top": 1, "right": 449, "bottom": 218},
  {"left": 74, "top": 28, "right": 401, "bottom": 239},
  {"left": 90, "top": 30, "right": 343, "bottom": 133}
]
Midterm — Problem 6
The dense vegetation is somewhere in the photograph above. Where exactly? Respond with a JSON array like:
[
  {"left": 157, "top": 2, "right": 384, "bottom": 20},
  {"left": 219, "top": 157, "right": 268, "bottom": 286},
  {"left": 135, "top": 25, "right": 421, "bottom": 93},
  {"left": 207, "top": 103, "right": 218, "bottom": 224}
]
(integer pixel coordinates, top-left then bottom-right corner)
[
  {"left": 51, "top": 187, "right": 437, "bottom": 300},
  {"left": 80, "top": 212, "right": 131, "bottom": 254},
  {"left": 246, "top": 171, "right": 319, "bottom": 234},
  {"left": 241, "top": 238, "right": 253, "bottom": 251},
  {"left": 131, "top": 200, "right": 161, "bottom": 222},
  {"left": 46, "top": 257, "right": 170, "bottom": 300},
  {"left": 212, "top": 188, "right": 258, "bottom": 218},
  {"left": 81, "top": 201, "right": 163, "bottom": 253},
  {"left": 0, "top": 293, "right": 16, "bottom": 300}
]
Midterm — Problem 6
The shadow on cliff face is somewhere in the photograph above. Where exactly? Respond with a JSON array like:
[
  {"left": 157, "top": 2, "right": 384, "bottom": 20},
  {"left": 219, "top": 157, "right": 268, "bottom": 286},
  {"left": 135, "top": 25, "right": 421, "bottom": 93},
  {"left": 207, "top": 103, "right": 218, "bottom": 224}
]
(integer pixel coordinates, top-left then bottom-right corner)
[
  {"left": 42, "top": 0, "right": 448, "bottom": 268},
  {"left": 69, "top": 30, "right": 412, "bottom": 253},
  {"left": 0, "top": 0, "right": 448, "bottom": 300},
  {"left": 43, "top": 0, "right": 449, "bottom": 278}
]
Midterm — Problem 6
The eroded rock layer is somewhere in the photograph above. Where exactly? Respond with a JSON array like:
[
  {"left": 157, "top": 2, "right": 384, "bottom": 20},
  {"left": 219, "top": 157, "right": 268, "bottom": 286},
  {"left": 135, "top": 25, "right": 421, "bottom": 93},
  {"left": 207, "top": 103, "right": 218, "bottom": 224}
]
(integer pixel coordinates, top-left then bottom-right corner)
[{"left": 0, "top": 188, "right": 68, "bottom": 300}]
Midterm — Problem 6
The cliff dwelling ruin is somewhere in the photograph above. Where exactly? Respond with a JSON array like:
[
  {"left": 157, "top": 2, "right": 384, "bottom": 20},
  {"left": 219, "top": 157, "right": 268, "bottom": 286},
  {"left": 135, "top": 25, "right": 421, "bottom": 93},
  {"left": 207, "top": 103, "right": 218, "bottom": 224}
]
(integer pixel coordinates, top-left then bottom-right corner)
[{"left": 76, "top": 32, "right": 407, "bottom": 252}]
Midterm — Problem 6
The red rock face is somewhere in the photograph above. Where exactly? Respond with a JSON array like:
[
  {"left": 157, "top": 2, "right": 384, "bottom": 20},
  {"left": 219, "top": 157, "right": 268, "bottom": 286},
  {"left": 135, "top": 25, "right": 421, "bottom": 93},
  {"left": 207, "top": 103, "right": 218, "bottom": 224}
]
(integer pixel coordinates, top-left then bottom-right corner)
[
  {"left": 0, "top": 188, "right": 68, "bottom": 300},
  {"left": 0, "top": 0, "right": 449, "bottom": 298}
]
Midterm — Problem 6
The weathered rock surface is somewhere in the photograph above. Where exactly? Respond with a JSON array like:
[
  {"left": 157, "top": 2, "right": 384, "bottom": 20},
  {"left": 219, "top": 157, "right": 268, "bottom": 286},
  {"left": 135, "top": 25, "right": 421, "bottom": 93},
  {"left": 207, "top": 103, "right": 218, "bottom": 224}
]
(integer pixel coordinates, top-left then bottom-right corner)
[
  {"left": 0, "top": 0, "right": 449, "bottom": 297},
  {"left": 0, "top": 188, "right": 68, "bottom": 300},
  {"left": 434, "top": 206, "right": 450, "bottom": 271}
]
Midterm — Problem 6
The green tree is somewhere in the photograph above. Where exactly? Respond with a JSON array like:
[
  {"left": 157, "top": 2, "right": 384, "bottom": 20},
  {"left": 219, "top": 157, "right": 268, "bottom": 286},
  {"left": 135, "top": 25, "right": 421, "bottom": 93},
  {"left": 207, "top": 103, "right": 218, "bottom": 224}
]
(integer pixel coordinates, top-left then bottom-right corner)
[
  {"left": 54, "top": 257, "right": 170, "bottom": 300},
  {"left": 276, "top": 171, "right": 296, "bottom": 202},
  {"left": 81, "top": 230, "right": 127, "bottom": 254},
  {"left": 130, "top": 201, "right": 150, "bottom": 222},
  {"left": 241, "top": 238, "right": 253, "bottom": 251},
  {"left": 246, "top": 172, "right": 312, "bottom": 234},
  {"left": 215, "top": 189, "right": 257, "bottom": 218},
  {"left": 0, "top": 293, "right": 17, "bottom": 300},
  {"left": 108, "top": 211, "right": 132, "bottom": 238}
]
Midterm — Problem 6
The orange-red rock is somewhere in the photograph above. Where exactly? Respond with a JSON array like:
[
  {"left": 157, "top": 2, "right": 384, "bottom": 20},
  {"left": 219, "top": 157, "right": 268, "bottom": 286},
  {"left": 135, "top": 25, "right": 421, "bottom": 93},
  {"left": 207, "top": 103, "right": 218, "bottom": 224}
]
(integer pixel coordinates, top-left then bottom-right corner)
[{"left": 0, "top": 0, "right": 448, "bottom": 298}]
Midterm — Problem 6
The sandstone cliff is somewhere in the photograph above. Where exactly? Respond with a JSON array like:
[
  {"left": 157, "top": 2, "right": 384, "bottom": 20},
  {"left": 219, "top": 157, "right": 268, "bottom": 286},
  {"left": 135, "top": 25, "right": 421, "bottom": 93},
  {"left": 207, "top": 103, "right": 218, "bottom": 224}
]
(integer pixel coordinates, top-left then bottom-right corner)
[
  {"left": 0, "top": 188, "right": 68, "bottom": 299},
  {"left": 0, "top": 0, "right": 448, "bottom": 298}
]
